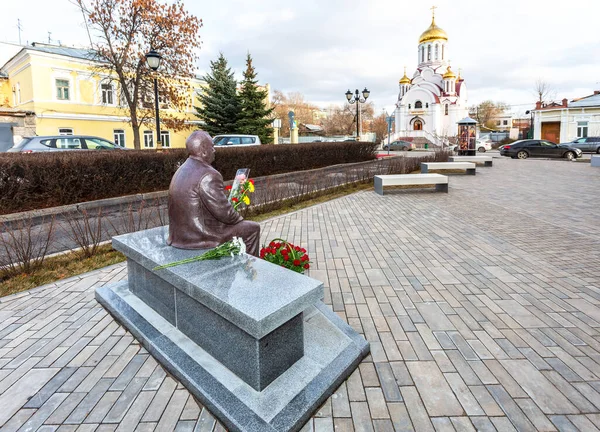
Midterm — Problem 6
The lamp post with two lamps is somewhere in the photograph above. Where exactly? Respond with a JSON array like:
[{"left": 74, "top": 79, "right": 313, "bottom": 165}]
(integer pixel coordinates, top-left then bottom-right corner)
[
  {"left": 145, "top": 49, "right": 163, "bottom": 149},
  {"left": 345, "top": 88, "right": 370, "bottom": 140}
]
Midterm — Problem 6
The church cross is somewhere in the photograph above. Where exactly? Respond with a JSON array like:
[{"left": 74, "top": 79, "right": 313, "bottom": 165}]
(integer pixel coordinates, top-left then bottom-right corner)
[{"left": 430, "top": 5, "right": 437, "bottom": 18}]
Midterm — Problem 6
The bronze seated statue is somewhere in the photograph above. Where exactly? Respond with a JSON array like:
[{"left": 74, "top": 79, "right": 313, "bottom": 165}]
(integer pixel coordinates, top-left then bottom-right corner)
[{"left": 167, "top": 130, "right": 260, "bottom": 256}]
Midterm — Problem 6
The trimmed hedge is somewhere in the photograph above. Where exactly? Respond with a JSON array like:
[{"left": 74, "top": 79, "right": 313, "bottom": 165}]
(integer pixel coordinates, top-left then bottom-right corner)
[{"left": 0, "top": 141, "right": 377, "bottom": 215}]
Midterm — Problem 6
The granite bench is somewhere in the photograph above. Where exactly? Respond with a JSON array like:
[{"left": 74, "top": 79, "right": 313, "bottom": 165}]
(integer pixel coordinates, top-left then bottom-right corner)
[
  {"left": 96, "top": 226, "right": 369, "bottom": 432},
  {"left": 449, "top": 155, "right": 493, "bottom": 166},
  {"left": 374, "top": 173, "right": 449, "bottom": 195},
  {"left": 421, "top": 162, "right": 476, "bottom": 175}
]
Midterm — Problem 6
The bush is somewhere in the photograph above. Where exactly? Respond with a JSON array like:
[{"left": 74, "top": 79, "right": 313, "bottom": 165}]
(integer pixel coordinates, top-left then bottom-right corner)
[{"left": 0, "top": 141, "right": 377, "bottom": 215}]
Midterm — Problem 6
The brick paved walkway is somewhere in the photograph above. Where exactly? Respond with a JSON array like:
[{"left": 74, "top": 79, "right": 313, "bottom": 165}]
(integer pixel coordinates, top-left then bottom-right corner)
[{"left": 1, "top": 157, "right": 600, "bottom": 431}]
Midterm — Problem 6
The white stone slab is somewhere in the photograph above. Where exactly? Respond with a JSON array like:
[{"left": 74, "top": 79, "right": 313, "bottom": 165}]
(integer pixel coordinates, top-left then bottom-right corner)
[
  {"left": 374, "top": 174, "right": 448, "bottom": 186},
  {"left": 421, "top": 162, "right": 476, "bottom": 170},
  {"left": 449, "top": 156, "right": 493, "bottom": 163}
]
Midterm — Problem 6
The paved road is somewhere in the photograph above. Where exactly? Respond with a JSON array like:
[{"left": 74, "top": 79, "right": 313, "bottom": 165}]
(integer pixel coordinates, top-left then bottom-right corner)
[{"left": 1, "top": 157, "right": 600, "bottom": 430}]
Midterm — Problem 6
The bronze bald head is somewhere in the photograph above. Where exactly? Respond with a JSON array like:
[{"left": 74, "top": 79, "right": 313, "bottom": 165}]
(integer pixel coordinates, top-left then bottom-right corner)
[{"left": 186, "top": 131, "right": 215, "bottom": 164}]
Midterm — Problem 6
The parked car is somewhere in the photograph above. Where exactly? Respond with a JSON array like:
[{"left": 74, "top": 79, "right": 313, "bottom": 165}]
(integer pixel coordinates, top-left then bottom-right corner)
[
  {"left": 382, "top": 140, "right": 415, "bottom": 151},
  {"left": 7, "top": 135, "right": 127, "bottom": 153},
  {"left": 475, "top": 139, "right": 492, "bottom": 153},
  {"left": 561, "top": 137, "right": 600, "bottom": 153},
  {"left": 213, "top": 134, "right": 262, "bottom": 147},
  {"left": 499, "top": 139, "right": 582, "bottom": 160}
]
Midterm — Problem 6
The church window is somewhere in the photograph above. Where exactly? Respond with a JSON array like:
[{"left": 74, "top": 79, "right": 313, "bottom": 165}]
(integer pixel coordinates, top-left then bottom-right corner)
[
  {"left": 445, "top": 104, "right": 449, "bottom": 115},
  {"left": 427, "top": 45, "right": 431, "bottom": 61},
  {"left": 435, "top": 45, "right": 439, "bottom": 60},
  {"left": 426, "top": 103, "right": 429, "bottom": 108},
  {"left": 442, "top": 44, "right": 445, "bottom": 59},
  {"left": 415, "top": 101, "right": 422, "bottom": 109},
  {"left": 421, "top": 46, "right": 424, "bottom": 62},
  {"left": 408, "top": 104, "right": 411, "bottom": 109}
]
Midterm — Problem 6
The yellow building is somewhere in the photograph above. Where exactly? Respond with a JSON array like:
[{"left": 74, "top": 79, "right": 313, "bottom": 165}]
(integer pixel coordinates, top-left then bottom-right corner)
[{"left": 0, "top": 42, "right": 206, "bottom": 149}]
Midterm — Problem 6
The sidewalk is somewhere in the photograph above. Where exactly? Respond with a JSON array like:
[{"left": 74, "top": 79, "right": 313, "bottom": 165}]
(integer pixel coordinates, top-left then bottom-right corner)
[{"left": 1, "top": 157, "right": 600, "bottom": 431}]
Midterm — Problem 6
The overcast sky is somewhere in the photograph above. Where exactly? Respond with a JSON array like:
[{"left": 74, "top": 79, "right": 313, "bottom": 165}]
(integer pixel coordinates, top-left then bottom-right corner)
[{"left": 1, "top": 0, "right": 599, "bottom": 116}]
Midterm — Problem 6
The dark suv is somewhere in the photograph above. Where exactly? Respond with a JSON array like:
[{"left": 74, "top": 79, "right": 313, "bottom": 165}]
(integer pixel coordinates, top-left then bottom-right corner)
[
  {"left": 7, "top": 135, "right": 126, "bottom": 153},
  {"left": 563, "top": 137, "right": 600, "bottom": 153}
]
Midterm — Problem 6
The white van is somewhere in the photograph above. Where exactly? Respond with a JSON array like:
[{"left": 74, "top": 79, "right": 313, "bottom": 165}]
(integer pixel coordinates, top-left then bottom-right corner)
[{"left": 213, "top": 134, "right": 261, "bottom": 147}]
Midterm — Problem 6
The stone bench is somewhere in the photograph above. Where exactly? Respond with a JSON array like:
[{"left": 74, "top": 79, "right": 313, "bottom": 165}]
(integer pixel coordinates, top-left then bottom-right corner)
[
  {"left": 449, "top": 155, "right": 493, "bottom": 166},
  {"left": 592, "top": 155, "right": 600, "bottom": 167},
  {"left": 96, "top": 226, "right": 369, "bottom": 432},
  {"left": 421, "top": 162, "right": 476, "bottom": 175},
  {"left": 374, "top": 173, "right": 449, "bottom": 195}
]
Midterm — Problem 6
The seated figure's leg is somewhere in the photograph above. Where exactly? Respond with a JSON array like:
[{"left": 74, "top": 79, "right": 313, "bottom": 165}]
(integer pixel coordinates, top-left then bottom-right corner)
[{"left": 223, "top": 220, "right": 261, "bottom": 257}]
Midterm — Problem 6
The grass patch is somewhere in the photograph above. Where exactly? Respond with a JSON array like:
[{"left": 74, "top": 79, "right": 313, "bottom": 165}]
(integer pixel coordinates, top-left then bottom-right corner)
[
  {"left": 0, "top": 244, "right": 125, "bottom": 298},
  {"left": 0, "top": 182, "right": 374, "bottom": 298}
]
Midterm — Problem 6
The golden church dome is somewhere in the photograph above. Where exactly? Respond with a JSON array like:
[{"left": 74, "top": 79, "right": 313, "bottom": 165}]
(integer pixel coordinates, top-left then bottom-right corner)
[
  {"left": 399, "top": 67, "right": 411, "bottom": 84},
  {"left": 443, "top": 66, "right": 456, "bottom": 79},
  {"left": 419, "top": 17, "right": 448, "bottom": 44}
]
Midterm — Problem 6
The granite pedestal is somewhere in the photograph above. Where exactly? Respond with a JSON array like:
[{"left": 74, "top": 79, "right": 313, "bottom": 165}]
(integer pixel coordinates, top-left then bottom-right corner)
[
  {"left": 96, "top": 226, "right": 369, "bottom": 432},
  {"left": 592, "top": 155, "right": 600, "bottom": 167}
]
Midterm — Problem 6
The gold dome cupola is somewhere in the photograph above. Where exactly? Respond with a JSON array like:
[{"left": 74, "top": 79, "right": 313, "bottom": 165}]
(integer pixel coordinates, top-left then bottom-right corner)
[
  {"left": 399, "top": 67, "right": 411, "bottom": 85},
  {"left": 419, "top": 7, "right": 448, "bottom": 44}
]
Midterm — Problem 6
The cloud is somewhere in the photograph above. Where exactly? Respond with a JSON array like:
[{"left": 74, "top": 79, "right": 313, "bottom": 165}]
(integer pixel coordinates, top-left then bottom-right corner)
[{"left": 1, "top": 0, "right": 599, "bottom": 113}]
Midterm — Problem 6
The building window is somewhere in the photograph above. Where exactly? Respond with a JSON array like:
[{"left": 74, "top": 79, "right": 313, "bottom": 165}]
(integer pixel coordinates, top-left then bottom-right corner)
[
  {"left": 577, "top": 122, "right": 588, "bottom": 138},
  {"left": 56, "top": 79, "right": 70, "bottom": 100},
  {"left": 101, "top": 83, "right": 114, "bottom": 105},
  {"left": 408, "top": 104, "right": 411, "bottom": 109},
  {"left": 427, "top": 45, "right": 431, "bottom": 61},
  {"left": 503, "top": 120, "right": 508, "bottom": 126},
  {"left": 442, "top": 44, "right": 445, "bottom": 60},
  {"left": 426, "top": 103, "right": 429, "bottom": 108},
  {"left": 445, "top": 104, "right": 449, "bottom": 115},
  {"left": 420, "top": 46, "right": 424, "bottom": 62},
  {"left": 160, "top": 131, "right": 171, "bottom": 147},
  {"left": 496, "top": 120, "right": 501, "bottom": 126},
  {"left": 58, "top": 128, "right": 73, "bottom": 135},
  {"left": 435, "top": 44, "right": 439, "bottom": 60},
  {"left": 114, "top": 129, "right": 125, "bottom": 147},
  {"left": 415, "top": 101, "right": 422, "bottom": 109},
  {"left": 143, "top": 131, "right": 154, "bottom": 148}
]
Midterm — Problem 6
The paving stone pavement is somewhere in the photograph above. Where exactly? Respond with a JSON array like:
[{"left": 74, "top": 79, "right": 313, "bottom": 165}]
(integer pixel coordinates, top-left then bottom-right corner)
[{"left": 1, "top": 157, "right": 600, "bottom": 431}]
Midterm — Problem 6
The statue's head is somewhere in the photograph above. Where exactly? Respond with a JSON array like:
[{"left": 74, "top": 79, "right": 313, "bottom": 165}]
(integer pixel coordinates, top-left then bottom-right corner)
[{"left": 186, "top": 130, "right": 215, "bottom": 164}]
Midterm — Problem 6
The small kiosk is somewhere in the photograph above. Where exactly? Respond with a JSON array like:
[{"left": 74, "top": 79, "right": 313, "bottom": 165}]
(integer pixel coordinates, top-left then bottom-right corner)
[{"left": 457, "top": 117, "right": 477, "bottom": 156}]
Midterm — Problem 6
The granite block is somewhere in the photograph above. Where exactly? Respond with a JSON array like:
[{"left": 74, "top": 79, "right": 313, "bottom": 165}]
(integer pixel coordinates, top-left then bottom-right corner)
[
  {"left": 127, "top": 260, "right": 175, "bottom": 325},
  {"left": 112, "top": 226, "right": 323, "bottom": 339},
  {"left": 176, "top": 288, "right": 304, "bottom": 390}
]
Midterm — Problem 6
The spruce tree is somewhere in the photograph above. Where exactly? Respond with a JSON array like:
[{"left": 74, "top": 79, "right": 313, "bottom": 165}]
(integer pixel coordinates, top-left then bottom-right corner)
[
  {"left": 195, "top": 53, "right": 241, "bottom": 136},
  {"left": 238, "top": 53, "right": 274, "bottom": 144}
]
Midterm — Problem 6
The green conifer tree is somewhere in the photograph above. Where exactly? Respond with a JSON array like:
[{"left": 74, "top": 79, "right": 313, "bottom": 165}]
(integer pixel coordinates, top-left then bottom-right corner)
[
  {"left": 195, "top": 53, "right": 241, "bottom": 136},
  {"left": 238, "top": 53, "right": 274, "bottom": 144}
]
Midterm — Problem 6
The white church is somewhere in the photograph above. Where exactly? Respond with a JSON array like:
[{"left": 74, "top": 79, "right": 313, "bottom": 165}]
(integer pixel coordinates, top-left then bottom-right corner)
[{"left": 393, "top": 9, "right": 469, "bottom": 143}]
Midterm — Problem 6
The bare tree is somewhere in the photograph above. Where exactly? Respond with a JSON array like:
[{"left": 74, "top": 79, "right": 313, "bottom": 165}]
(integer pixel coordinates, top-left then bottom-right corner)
[
  {"left": 76, "top": 0, "right": 202, "bottom": 149},
  {"left": 534, "top": 78, "right": 555, "bottom": 104}
]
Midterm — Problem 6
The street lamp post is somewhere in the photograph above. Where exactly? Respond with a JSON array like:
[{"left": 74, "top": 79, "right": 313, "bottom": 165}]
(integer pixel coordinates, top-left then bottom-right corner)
[
  {"left": 345, "top": 88, "right": 370, "bottom": 140},
  {"left": 525, "top": 110, "right": 534, "bottom": 139},
  {"left": 145, "top": 49, "right": 163, "bottom": 149}
]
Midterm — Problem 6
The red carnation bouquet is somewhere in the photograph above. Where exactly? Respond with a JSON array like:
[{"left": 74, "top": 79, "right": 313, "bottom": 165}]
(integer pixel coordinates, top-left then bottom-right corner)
[{"left": 260, "top": 238, "right": 311, "bottom": 274}]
